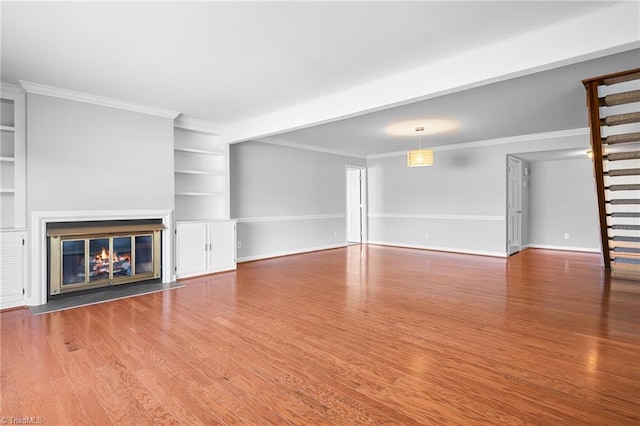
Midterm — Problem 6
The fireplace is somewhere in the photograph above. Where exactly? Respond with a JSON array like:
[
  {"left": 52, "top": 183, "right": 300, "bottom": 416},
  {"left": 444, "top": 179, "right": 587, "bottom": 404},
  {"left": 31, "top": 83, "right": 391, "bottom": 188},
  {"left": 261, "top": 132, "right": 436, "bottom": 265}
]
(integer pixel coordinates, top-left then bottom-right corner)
[{"left": 47, "top": 221, "right": 163, "bottom": 296}]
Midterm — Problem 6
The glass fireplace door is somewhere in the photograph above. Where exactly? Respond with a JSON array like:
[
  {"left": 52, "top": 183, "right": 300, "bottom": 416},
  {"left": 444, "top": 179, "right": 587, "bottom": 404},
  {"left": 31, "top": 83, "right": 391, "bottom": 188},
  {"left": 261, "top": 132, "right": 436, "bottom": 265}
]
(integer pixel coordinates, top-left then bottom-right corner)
[{"left": 49, "top": 227, "right": 161, "bottom": 296}]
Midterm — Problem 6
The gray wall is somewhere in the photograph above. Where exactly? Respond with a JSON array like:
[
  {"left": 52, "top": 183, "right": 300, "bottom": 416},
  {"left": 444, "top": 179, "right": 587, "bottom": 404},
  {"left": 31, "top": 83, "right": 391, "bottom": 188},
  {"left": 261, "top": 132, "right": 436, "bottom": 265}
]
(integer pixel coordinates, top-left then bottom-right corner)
[
  {"left": 230, "top": 141, "right": 365, "bottom": 261},
  {"left": 528, "top": 158, "right": 599, "bottom": 251},
  {"left": 367, "top": 133, "right": 592, "bottom": 256},
  {"left": 26, "top": 94, "right": 174, "bottom": 214}
]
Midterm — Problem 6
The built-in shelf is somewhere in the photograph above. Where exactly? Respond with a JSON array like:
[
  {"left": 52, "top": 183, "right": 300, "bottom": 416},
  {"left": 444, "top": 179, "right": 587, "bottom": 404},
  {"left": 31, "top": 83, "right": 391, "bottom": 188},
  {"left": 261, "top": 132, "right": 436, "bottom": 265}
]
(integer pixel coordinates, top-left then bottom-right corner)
[
  {"left": 174, "top": 124, "right": 230, "bottom": 222},
  {"left": 1, "top": 86, "right": 26, "bottom": 310},
  {"left": 174, "top": 169, "right": 225, "bottom": 176},
  {"left": 175, "top": 191, "right": 225, "bottom": 196},
  {"left": 174, "top": 147, "right": 225, "bottom": 156}
]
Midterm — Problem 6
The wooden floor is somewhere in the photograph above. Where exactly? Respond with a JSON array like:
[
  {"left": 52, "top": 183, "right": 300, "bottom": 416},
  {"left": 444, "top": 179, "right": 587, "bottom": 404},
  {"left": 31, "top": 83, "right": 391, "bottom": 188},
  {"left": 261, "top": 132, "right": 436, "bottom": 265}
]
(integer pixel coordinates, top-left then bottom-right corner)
[{"left": 1, "top": 246, "right": 639, "bottom": 425}]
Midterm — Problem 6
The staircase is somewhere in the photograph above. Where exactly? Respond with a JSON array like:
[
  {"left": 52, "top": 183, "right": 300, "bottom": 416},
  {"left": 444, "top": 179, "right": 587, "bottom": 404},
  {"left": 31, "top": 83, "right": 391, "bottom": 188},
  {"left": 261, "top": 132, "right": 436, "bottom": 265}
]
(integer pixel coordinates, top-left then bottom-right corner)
[{"left": 583, "top": 68, "right": 640, "bottom": 279}]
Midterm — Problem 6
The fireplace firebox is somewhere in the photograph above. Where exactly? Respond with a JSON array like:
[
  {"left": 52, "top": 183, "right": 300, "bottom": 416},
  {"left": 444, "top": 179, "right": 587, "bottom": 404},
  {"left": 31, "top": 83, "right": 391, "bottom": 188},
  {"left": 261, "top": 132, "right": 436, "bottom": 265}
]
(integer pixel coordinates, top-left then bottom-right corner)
[{"left": 48, "top": 222, "right": 163, "bottom": 296}]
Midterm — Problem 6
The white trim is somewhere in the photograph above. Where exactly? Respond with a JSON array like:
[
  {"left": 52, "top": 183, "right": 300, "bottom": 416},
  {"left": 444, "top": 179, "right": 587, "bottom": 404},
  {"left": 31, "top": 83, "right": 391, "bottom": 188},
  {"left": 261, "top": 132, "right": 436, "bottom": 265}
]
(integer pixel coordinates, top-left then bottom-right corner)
[
  {"left": 174, "top": 116, "right": 225, "bottom": 136},
  {"left": 366, "top": 128, "right": 590, "bottom": 160},
  {"left": 368, "top": 241, "right": 507, "bottom": 258},
  {"left": 526, "top": 244, "right": 601, "bottom": 253},
  {"left": 1, "top": 83, "right": 22, "bottom": 96},
  {"left": 368, "top": 213, "right": 505, "bottom": 221},
  {"left": 18, "top": 81, "right": 180, "bottom": 119},
  {"left": 238, "top": 243, "right": 346, "bottom": 263},
  {"left": 256, "top": 137, "right": 367, "bottom": 159},
  {"left": 235, "top": 214, "right": 345, "bottom": 223},
  {"left": 29, "top": 209, "right": 174, "bottom": 307}
]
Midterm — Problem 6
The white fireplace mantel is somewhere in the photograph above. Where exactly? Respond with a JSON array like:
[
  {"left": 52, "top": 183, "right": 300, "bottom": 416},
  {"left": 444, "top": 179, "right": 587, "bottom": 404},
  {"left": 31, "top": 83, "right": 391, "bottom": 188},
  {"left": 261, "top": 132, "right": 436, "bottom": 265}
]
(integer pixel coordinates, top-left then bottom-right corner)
[{"left": 29, "top": 209, "right": 174, "bottom": 306}]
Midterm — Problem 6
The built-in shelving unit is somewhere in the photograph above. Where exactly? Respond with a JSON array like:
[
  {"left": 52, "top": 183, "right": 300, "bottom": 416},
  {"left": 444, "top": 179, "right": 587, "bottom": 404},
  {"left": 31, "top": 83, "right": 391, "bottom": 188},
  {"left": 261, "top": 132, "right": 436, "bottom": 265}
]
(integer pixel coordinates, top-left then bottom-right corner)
[
  {"left": 0, "top": 84, "right": 25, "bottom": 230},
  {"left": 173, "top": 119, "right": 236, "bottom": 278},
  {"left": 1, "top": 84, "right": 26, "bottom": 310},
  {"left": 173, "top": 123, "right": 230, "bottom": 221}
]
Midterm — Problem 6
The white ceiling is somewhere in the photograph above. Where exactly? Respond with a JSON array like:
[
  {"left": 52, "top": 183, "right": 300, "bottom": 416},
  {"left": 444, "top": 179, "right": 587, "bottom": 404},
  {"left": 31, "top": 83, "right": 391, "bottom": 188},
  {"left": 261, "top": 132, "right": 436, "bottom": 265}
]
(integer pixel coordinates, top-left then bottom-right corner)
[
  {"left": 2, "top": 1, "right": 639, "bottom": 157},
  {"left": 261, "top": 49, "right": 640, "bottom": 157}
]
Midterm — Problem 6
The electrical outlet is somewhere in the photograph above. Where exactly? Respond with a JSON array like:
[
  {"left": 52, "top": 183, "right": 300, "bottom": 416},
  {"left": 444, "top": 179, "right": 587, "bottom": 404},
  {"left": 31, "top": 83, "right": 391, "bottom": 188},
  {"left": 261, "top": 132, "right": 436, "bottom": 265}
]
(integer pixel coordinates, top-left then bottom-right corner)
[
  {"left": 564, "top": 233, "right": 569, "bottom": 240},
  {"left": 237, "top": 241, "right": 242, "bottom": 249}
]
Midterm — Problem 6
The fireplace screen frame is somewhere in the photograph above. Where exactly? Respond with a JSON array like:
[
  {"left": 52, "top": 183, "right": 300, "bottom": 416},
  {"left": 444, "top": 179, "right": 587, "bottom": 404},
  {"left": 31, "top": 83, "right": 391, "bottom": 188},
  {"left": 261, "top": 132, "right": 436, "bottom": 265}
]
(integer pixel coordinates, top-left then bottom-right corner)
[{"left": 48, "top": 224, "right": 162, "bottom": 296}]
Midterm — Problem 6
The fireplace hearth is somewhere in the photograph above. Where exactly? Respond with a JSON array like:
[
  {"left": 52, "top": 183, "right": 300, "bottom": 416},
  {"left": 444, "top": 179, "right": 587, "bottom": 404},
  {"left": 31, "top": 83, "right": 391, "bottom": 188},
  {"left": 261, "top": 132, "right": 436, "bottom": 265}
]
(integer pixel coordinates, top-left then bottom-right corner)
[{"left": 47, "top": 220, "right": 163, "bottom": 296}]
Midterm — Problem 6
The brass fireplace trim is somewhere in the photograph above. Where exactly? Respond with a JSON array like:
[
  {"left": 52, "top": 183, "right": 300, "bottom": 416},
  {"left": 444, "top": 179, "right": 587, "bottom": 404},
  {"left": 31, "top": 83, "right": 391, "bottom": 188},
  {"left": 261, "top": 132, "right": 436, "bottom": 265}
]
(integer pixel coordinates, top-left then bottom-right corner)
[
  {"left": 49, "top": 226, "right": 162, "bottom": 296},
  {"left": 47, "top": 223, "right": 164, "bottom": 238}
]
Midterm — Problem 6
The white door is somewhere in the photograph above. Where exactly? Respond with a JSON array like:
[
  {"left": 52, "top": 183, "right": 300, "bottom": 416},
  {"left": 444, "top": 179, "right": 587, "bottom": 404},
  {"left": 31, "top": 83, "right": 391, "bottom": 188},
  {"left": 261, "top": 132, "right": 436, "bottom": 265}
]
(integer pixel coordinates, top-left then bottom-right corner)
[
  {"left": 347, "top": 167, "right": 363, "bottom": 244},
  {"left": 176, "top": 222, "right": 207, "bottom": 277},
  {"left": 207, "top": 222, "right": 236, "bottom": 271},
  {"left": 507, "top": 156, "right": 522, "bottom": 255}
]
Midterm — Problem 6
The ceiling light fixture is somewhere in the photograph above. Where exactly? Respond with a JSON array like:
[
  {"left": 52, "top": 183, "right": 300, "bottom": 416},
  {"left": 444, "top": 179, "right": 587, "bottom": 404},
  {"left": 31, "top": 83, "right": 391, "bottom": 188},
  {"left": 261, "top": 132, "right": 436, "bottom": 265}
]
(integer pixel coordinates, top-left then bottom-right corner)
[
  {"left": 407, "top": 127, "right": 434, "bottom": 167},
  {"left": 385, "top": 119, "right": 458, "bottom": 136}
]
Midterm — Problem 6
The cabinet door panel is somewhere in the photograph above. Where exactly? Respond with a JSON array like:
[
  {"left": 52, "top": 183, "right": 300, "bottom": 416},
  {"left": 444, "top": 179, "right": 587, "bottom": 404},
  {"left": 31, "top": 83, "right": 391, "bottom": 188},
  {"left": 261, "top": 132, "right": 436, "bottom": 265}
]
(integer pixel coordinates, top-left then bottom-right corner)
[
  {"left": 0, "top": 231, "right": 24, "bottom": 308},
  {"left": 176, "top": 223, "right": 207, "bottom": 277},
  {"left": 207, "top": 222, "right": 235, "bottom": 271}
]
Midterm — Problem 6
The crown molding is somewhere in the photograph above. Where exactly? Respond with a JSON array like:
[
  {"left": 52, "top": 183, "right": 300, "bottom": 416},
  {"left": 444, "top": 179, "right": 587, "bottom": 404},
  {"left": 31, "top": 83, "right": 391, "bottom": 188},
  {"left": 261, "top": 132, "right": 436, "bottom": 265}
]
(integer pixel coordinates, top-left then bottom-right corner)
[
  {"left": 256, "top": 136, "right": 367, "bottom": 159},
  {"left": 235, "top": 213, "right": 345, "bottom": 223},
  {"left": 18, "top": 81, "right": 180, "bottom": 119},
  {"left": 1, "top": 83, "right": 23, "bottom": 96},
  {"left": 368, "top": 213, "right": 504, "bottom": 221},
  {"left": 174, "top": 116, "right": 225, "bottom": 136},
  {"left": 366, "top": 128, "right": 590, "bottom": 160}
]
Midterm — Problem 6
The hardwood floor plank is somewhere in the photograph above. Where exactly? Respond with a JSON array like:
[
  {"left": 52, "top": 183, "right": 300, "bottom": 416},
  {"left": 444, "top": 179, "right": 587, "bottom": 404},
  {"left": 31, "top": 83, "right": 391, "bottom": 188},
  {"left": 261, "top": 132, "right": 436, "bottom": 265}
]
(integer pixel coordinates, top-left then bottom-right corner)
[{"left": 1, "top": 246, "right": 639, "bottom": 424}]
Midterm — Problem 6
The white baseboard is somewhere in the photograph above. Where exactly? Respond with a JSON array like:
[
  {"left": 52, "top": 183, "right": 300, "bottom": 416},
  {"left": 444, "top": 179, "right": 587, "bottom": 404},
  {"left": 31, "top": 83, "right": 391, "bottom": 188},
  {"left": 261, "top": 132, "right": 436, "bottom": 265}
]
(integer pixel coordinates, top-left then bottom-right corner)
[
  {"left": 238, "top": 243, "right": 347, "bottom": 263},
  {"left": 525, "top": 244, "right": 601, "bottom": 253},
  {"left": 367, "top": 241, "right": 507, "bottom": 258}
]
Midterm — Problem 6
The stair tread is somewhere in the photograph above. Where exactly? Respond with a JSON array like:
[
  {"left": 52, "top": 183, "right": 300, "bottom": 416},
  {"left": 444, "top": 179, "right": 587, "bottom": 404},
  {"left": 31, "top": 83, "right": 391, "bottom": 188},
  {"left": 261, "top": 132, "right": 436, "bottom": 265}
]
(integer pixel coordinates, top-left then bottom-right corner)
[
  {"left": 601, "top": 111, "right": 640, "bottom": 126},
  {"left": 609, "top": 212, "right": 640, "bottom": 217},
  {"left": 600, "top": 90, "right": 640, "bottom": 106},
  {"left": 603, "top": 132, "right": 640, "bottom": 144},
  {"left": 605, "top": 168, "right": 640, "bottom": 176},
  {"left": 606, "top": 151, "right": 640, "bottom": 161},
  {"left": 613, "top": 247, "right": 640, "bottom": 253},
  {"left": 612, "top": 256, "right": 640, "bottom": 265},
  {"left": 611, "top": 236, "right": 640, "bottom": 242},
  {"left": 609, "top": 224, "right": 640, "bottom": 230},
  {"left": 608, "top": 199, "right": 640, "bottom": 204},
  {"left": 607, "top": 184, "right": 640, "bottom": 191}
]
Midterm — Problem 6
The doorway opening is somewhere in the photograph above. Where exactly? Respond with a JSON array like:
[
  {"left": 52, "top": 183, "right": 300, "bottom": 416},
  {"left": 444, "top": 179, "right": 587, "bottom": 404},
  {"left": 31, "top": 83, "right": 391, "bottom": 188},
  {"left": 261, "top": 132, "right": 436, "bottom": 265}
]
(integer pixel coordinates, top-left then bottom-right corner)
[
  {"left": 507, "top": 155, "right": 523, "bottom": 255},
  {"left": 346, "top": 166, "right": 367, "bottom": 245}
]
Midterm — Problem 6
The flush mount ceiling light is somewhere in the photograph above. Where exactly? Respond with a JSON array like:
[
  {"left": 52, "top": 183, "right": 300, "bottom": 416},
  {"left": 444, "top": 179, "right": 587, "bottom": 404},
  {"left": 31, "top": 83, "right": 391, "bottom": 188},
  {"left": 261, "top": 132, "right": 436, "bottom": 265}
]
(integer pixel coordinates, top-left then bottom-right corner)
[
  {"left": 407, "top": 126, "right": 434, "bottom": 167},
  {"left": 384, "top": 118, "right": 458, "bottom": 136}
]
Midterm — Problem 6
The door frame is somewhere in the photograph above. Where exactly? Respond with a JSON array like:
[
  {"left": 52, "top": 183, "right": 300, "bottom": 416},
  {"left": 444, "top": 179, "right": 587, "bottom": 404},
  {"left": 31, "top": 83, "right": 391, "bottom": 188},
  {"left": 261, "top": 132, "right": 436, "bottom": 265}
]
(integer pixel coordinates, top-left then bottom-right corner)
[
  {"left": 507, "top": 155, "right": 523, "bottom": 255},
  {"left": 345, "top": 165, "right": 367, "bottom": 245}
]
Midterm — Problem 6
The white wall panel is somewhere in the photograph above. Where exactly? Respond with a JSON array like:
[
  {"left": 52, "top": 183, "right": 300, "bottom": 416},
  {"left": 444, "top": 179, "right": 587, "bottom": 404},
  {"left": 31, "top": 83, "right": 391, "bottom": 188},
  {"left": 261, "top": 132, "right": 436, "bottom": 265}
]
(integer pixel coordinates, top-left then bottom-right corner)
[
  {"left": 231, "top": 141, "right": 364, "bottom": 260},
  {"left": 528, "top": 159, "right": 599, "bottom": 251},
  {"left": 26, "top": 94, "right": 174, "bottom": 213}
]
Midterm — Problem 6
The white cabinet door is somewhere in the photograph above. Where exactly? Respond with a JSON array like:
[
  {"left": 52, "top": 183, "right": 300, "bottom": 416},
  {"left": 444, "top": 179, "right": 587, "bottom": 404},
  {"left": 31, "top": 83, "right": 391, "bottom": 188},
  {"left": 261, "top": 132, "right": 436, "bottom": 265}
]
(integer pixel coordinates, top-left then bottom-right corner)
[
  {"left": 0, "top": 230, "right": 25, "bottom": 309},
  {"left": 176, "top": 221, "right": 236, "bottom": 279},
  {"left": 207, "top": 221, "right": 236, "bottom": 271},
  {"left": 176, "top": 222, "right": 208, "bottom": 278}
]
